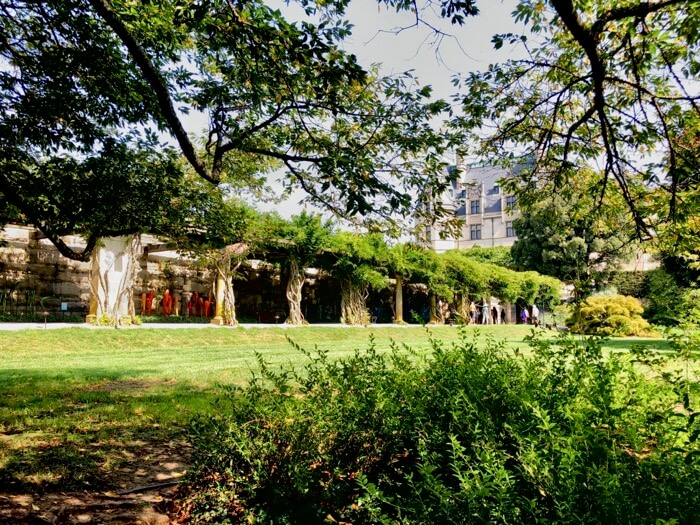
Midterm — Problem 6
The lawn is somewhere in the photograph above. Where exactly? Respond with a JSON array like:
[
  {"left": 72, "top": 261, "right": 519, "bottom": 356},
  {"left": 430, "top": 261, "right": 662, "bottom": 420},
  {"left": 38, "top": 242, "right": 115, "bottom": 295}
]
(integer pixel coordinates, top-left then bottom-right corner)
[{"left": 0, "top": 324, "right": 680, "bottom": 517}]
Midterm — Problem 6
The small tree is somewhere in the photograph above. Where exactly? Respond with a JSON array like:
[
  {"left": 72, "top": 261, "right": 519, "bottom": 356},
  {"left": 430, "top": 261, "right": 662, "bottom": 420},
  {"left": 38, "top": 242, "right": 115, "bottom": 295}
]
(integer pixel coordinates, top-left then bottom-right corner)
[
  {"left": 269, "top": 212, "right": 333, "bottom": 325},
  {"left": 510, "top": 169, "right": 635, "bottom": 300},
  {"left": 172, "top": 191, "right": 263, "bottom": 326},
  {"left": 329, "top": 232, "right": 389, "bottom": 325}
]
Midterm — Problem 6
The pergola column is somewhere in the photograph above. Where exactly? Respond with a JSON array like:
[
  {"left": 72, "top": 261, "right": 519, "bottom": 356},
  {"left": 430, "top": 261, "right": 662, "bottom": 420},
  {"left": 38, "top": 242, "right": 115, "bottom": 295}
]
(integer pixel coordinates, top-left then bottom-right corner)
[
  {"left": 394, "top": 274, "right": 404, "bottom": 323},
  {"left": 210, "top": 270, "right": 226, "bottom": 326}
]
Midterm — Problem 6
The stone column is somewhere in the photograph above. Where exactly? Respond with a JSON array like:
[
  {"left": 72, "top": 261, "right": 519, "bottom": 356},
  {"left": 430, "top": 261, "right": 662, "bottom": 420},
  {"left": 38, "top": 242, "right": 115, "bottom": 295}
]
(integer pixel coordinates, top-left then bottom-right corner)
[
  {"left": 210, "top": 271, "right": 226, "bottom": 326},
  {"left": 181, "top": 291, "right": 192, "bottom": 318},
  {"left": 394, "top": 274, "right": 404, "bottom": 323}
]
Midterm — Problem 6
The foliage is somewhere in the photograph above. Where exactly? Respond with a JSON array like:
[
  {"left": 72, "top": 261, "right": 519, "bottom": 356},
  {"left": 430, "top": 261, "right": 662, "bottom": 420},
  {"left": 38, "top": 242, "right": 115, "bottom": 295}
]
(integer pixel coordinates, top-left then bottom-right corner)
[
  {"left": 567, "top": 295, "right": 655, "bottom": 337},
  {"left": 176, "top": 331, "right": 700, "bottom": 523},
  {"left": 457, "top": 245, "right": 514, "bottom": 268},
  {"left": 609, "top": 269, "right": 700, "bottom": 328},
  {"left": 327, "top": 232, "right": 391, "bottom": 324},
  {"left": 0, "top": 314, "right": 84, "bottom": 323},
  {"left": 639, "top": 268, "right": 686, "bottom": 327},
  {"left": 0, "top": 0, "right": 477, "bottom": 259},
  {"left": 609, "top": 271, "right": 648, "bottom": 299},
  {"left": 456, "top": 0, "right": 700, "bottom": 252},
  {"left": 440, "top": 249, "right": 561, "bottom": 307},
  {"left": 265, "top": 212, "right": 334, "bottom": 324},
  {"left": 328, "top": 231, "right": 390, "bottom": 291},
  {"left": 510, "top": 168, "right": 635, "bottom": 299}
]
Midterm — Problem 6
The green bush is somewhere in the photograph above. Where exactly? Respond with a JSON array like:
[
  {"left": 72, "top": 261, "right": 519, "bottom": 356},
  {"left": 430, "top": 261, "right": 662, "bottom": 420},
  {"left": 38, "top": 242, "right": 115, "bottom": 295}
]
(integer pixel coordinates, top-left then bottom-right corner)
[
  {"left": 174, "top": 331, "right": 700, "bottom": 524},
  {"left": 566, "top": 295, "right": 656, "bottom": 336},
  {"left": 641, "top": 268, "right": 685, "bottom": 326},
  {"left": 609, "top": 270, "right": 647, "bottom": 298},
  {"left": 0, "top": 313, "right": 84, "bottom": 323}
]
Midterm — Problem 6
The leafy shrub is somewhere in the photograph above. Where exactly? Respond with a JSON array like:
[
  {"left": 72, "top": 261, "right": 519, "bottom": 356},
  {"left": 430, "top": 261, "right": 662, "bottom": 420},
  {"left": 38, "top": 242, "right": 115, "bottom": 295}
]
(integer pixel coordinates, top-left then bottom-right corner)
[
  {"left": 174, "top": 331, "right": 700, "bottom": 524},
  {"left": 609, "top": 270, "right": 647, "bottom": 298},
  {"left": 566, "top": 295, "right": 656, "bottom": 336},
  {"left": 0, "top": 313, "right": 84, "bottom": 323},
  {"left": 641, "top": 268, "right": 686, "bottom": 326}
]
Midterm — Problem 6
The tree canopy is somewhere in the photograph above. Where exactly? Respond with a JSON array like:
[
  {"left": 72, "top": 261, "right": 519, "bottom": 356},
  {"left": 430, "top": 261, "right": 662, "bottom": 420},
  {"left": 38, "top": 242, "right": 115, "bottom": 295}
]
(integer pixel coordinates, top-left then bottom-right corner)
[
  {"left": 510, "top": 168, "right": 636, "bottom": 298},
  {"left": 457, "top": 0, "right": 700, "bottom": 248},
  {"left": 0, "top": 0, "right": 478, "bottom": 260}
]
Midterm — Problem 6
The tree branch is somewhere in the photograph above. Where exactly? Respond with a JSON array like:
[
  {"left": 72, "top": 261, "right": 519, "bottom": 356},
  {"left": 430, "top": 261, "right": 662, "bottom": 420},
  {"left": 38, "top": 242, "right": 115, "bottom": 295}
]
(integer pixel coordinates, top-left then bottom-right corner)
[{"left": 87, "top": 0, "right": 218, "bottom": 184}]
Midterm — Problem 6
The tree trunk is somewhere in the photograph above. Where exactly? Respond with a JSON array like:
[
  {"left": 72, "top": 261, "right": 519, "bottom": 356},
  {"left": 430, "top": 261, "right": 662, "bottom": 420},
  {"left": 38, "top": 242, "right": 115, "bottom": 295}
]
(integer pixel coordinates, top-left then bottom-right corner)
[
  {"left": 87, "top": 234, "right": 142, "bottom": 325},
  {"left": 429, "top": 293, "right": 445, "bottom": 325},
  {"left": 394, "top": 274, "right": 404, "bottom": 323},
  {"left": 455, "top": 294, "right": 470, "bottom": 324},
  {"left": 216, "top": 256, "right": 240, "bottom": 326},
  {"left": 340, "top": 278, "right": 369, "bottom": 325},
  {"left": 286, "top": 258, "right": 305, "bottom": 325}
]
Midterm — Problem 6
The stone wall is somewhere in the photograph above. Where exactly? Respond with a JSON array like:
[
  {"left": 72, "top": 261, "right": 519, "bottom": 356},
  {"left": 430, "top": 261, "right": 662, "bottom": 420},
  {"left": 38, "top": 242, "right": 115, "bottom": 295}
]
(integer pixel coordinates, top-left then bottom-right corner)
[
  {"left": 0, "top": 227, "right": 215, "bottom": 317},
  {"left": 0, "top": 226, "right": 405, "bottom": 323}
]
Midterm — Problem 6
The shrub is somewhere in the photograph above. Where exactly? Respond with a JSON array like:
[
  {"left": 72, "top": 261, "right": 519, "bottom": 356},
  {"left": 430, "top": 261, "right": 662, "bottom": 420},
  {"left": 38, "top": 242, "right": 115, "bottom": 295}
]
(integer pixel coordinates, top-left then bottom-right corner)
[
  {"left": 173, "top": 331, "right": 700, "bottom": 524},
  {"left": 0, "top": 313, "right": 84, "bottom": 323},
  {"left": 642, "top": 268, "right": 685, "bottom": 326},
  {"left": 566, "top": 295, "right": 656, "bottom": 336}
]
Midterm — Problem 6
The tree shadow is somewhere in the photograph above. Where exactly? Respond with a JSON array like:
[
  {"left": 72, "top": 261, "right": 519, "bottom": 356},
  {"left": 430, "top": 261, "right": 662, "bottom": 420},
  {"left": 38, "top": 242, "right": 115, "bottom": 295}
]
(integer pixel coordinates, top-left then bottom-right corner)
[{"left": 0, "top": 368, "right": 219, "bottom": 494}]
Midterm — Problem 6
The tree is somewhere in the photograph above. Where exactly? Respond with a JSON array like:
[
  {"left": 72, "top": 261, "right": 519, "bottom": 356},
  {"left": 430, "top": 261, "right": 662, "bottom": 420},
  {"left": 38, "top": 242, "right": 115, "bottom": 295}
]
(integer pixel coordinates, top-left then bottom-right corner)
[
  {"left": 0, "top": 0, "right": 477, "bottom": 261},
  {"left": 510, "top": 170, "right": 636, "bottom": 299},
  {"left": 457, "top": 0, "right": 700, "bottom": 247},
  {"left": 386, "top": 242, "right": 435, "bottom": 323},
  {"left": 329, "top": 232, "right": 390, "bottom": 325},
  {"left": 441, "top": 250, "right": 487, "bottom": 321},
  {"left": 170, "top": 189, "right": 265, "bottom": 326},
  {"left": 269, "top": 212, "right": 333, "bottom": 325}
]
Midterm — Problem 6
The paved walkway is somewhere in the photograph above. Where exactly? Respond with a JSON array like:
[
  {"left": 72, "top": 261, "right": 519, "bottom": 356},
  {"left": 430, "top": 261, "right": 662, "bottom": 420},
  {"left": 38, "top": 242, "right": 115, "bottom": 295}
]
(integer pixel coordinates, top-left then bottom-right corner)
[{"left": 0, "top": 322, "right": 413, "bottom": 331}]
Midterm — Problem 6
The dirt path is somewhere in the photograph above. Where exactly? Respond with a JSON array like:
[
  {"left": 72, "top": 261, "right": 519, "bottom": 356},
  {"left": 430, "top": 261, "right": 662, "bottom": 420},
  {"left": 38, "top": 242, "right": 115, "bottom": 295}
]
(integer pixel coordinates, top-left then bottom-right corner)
[{"left": 0, "top": 440, "right": 189, "bottom": 524}]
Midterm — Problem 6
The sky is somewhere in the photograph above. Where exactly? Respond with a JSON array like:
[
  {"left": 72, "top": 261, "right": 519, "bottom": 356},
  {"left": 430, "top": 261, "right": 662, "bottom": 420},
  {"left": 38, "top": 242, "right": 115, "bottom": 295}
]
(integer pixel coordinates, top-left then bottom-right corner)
[{"left": 341, "top": 0, "right": 523, "bottom": 99}]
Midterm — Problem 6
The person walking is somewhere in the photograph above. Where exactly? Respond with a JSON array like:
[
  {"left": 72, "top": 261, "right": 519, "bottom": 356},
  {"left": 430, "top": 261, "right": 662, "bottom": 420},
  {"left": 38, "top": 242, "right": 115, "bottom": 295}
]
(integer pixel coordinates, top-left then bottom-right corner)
[
  {"left": 520, "top": 307, "right": 529, "bottom": 325},
  {"left": 531, "top": 304, "right": 540, "bottom": 327}
]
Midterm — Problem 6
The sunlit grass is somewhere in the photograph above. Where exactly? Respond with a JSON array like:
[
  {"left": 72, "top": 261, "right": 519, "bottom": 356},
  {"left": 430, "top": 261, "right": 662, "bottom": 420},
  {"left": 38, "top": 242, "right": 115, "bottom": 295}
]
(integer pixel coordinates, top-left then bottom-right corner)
[{"left": 0, "top": 324, "right": 682, "bottom": 493}]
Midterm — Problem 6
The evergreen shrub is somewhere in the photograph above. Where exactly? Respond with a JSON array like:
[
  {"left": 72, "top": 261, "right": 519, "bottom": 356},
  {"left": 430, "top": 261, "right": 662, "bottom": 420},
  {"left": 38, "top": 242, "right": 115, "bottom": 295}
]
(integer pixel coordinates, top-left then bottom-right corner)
[
  {"left": 566, "top": 295, "right": 656, "bottom": 336},
  {"left": 174, "top": 331, "right": 700, "bottom": 524}
]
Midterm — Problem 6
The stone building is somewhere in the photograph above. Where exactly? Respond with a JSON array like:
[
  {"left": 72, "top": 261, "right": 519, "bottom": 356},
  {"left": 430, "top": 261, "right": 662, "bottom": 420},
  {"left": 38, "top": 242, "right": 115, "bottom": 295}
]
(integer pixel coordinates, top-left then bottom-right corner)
[{"left": 425, "top": 162, "right": 519, "bottom": 252}]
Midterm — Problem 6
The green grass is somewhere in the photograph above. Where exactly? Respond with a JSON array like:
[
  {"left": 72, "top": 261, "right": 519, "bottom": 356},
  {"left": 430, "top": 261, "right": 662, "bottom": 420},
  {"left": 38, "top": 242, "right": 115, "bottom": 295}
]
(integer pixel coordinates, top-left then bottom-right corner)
[
  {"left": 0, "top": 325, "right": 678, "bottom": 493},
  {"left": 0, "top": 325, "right": 540, "bottom": 383}
]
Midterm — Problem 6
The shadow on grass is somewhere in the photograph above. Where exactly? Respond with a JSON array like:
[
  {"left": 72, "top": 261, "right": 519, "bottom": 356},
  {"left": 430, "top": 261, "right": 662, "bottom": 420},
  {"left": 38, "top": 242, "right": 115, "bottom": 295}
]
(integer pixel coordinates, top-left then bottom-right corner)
[{"left": 0, "top": 368, "right": 222, "bottom": 494}]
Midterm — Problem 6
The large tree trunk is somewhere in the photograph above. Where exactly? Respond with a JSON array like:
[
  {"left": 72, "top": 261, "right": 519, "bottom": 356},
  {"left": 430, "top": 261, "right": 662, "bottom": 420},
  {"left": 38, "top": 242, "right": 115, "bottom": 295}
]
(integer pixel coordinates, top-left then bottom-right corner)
[
  {"left": 285, "top": 258, "right": 305, "bottom": 325},
  {"left": 429, "top": 293, "right": 445, "bottom": 325},
  {"left": 394, "top": 274, "right": 404, "bottom": 323},
  {"left": 455, "top": 294, "right": 470, "bottom": 324},
  {"left": 340, "top": 278, "right": 369, "bottom": 325},
  {"left": 87, "top": 234, "right": 142, "bottom": 326},
  {"left": 214, "top": 256, "right": 240, "bottom": 326}
]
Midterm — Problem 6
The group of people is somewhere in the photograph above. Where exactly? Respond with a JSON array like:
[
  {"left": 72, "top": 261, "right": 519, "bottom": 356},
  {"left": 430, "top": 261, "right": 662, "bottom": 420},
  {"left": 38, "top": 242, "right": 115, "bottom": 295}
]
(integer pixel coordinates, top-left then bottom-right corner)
[
  {"left": 467, "top": 301, "right": 541, "bottom": 326},
  {"left": 468, "top": 302, "right": 504, "bottom": 325},
  {"left": 520, "top": 304, "right": 540, "bottom": 326}
]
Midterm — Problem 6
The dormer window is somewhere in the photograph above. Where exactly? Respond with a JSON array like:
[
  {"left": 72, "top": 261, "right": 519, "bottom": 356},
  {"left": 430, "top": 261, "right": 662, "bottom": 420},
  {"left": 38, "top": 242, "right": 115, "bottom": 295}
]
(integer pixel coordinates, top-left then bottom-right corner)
[{"left": 470, "top": 200, "right": 481, "bottom": 214}]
